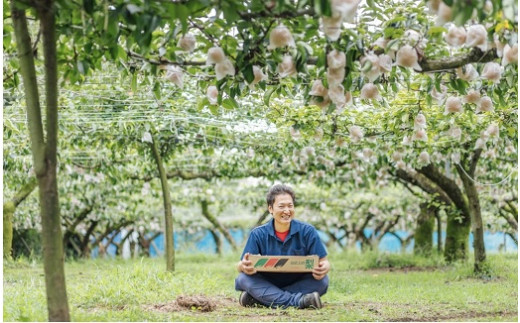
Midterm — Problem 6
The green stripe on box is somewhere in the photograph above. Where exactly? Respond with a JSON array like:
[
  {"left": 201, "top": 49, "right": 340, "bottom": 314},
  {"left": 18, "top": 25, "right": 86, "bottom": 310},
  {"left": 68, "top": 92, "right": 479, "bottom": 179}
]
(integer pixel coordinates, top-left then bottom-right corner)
[{"left": 254, "top": 259, "right": 268, "bottom": 267}]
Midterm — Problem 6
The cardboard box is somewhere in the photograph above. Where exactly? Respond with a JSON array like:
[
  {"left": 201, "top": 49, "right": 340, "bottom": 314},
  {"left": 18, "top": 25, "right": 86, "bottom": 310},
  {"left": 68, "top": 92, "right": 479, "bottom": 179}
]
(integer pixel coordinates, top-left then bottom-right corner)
[{"left": 250, "top": 255, "right": 318, "bottom": 272}]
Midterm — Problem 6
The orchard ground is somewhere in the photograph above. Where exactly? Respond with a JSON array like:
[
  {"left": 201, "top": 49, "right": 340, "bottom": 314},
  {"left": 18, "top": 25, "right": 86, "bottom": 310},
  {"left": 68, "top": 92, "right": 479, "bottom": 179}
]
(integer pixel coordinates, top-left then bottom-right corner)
[{"left": 3, "top": 252, "right": 517, "bottom": 322}]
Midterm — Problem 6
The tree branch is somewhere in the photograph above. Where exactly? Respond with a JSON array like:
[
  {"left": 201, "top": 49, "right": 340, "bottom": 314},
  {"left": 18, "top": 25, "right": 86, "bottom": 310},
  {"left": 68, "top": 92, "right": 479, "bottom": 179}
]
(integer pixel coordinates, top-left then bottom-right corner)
[
  {"left": 504, "top": 200, "right": 518, "bottom": 219},
  {"left": 468, "top": 148, "right": 483, "bottom": 177},
  {"left": 129, "top": 45, "right": 495, "bottom": 75},
  {"left": 417, "top": 164, "right": 467, "bottom": 212},
  {"left": 499, "top": 209, "right": 518, "bottom": 231},
  {"left": 11, "top": 177, "right": 38, "bottom": 207},
  {"left": 506, "top": 232, "right": 518, "bottom": 245},
  {"left": 394, "top": 168, "right": 453, "bottom": 206},
  {"left": 63, "top": 205, "right": 94, "bottom": 244},
  {"left": 127, "top": 50, "right": 206, "bottom": 66},
  {"left": 419, "top": 48, "right": 498, "bottom": 72},
  {"left": 238, "top": 8, "right": 316, "bottom": 20}
]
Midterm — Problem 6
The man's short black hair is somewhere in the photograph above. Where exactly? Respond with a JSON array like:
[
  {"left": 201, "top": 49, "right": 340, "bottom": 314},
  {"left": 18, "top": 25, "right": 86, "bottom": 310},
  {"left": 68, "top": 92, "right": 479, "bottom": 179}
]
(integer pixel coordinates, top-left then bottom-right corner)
[{"left": 266, "top": 184, "right": 296, "bottom": 207}]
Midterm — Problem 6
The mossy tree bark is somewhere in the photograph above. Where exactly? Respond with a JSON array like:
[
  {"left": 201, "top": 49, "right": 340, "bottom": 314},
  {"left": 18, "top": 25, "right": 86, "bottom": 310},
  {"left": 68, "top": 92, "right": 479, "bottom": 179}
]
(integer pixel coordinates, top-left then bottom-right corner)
[
  {"left": 444, "top": 209, "right": 471, "bottom": 261},
  {"left": 3, "top": 203, "right": 15, "bottom": 259},
  {"left": 414, "top": 203, "right": 436, "bottom": 256},
  {"left": 395, "top": 165, "right": 472, "bottom": 263},
  {"left": 149, "top": 132, "right": 175, "bottom": 271},
  {"left": 455, "top": 149, "right": 487, "bottom": 272},
  {"left": 10, "top": 0, "right": 70, "bottom": 320},
  {"left": 417, "top": 164, "right": 472, "bottom": 263},
  {"left": 3, "top": 177, "right": 38, "bottom": 259}
]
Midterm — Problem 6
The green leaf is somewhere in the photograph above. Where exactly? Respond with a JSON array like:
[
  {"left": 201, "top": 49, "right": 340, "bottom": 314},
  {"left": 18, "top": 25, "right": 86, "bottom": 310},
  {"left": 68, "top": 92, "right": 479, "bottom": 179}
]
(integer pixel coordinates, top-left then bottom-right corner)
[
  {"left": 427, "top": 26, "right": 447, "bottom": 36},
  {"left": 229, "top": 97, "right": 240, "bottom": 109},
  {"left": 345, "top": 74, "right": 353, "bottom": 90},
  {"left": 174, "top": 4, "right": 190, "bottom": 33},
  {"left": 386, "top": 39, "right": 401, "bottom": 51},
  {"left": 3, "top": 33, "right": 11, "bottom": 48},
  {"left": 361, "top": 61, "right": 373, "bottom": 73},
  {"left": 131, "top": 73, "right": 137, "bottom": 93},
  {"left": 153, "top": 82, "right": 161, "bottom": 100},
  {"left": 498, "top": 93, "right": 506, "bottom": 107},
  {"left": 320, "top": 0, "right": 332, "bottom": 16},
  {"left": 507, "top": 127, "right": 515, "bottom": 137},
  {"left": 453, "top": 6, "right": 473, "bottom": 26},
  {"left": 209, "top": 104, "right": 219, "bottom": 115},
  {"left": 118, "top": 46, "right": 127, "bottom": 59},
  {"left": 242, "top": 64, "right": 255, "bottom": 84},
  {"left": 222, "top": 98, "right": 236, "bottom": 110},
  {"left": 221, "top": 2, "right": 241, "bottom": 23},
  {"left": 264, "top": 87, "right": 277, "bottom": 106},
  {"left": 203, "top": 147, "right": 215, "bottom": 156},
  {"left": 4, "top": 118, "right": 19, "bottom": 134},
  {"left": 83, "top": 0, "right": 95, "bottom": 15},
  {"left": 198, "top": 98, "right": 209, "bottom": 111}
]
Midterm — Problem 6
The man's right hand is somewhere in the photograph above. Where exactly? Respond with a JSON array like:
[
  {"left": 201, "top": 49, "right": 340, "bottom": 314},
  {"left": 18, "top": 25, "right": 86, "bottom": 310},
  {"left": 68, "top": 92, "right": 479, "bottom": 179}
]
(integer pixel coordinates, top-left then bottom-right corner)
[{"left": 238, "top": 252, "right": 257, "bottom": 275}]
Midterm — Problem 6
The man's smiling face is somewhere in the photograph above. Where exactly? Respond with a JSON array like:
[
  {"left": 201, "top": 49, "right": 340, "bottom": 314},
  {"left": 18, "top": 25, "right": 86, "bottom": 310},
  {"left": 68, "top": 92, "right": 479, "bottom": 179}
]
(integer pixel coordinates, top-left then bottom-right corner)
[{"left": 268, "top": 193, "right": 294, "bottom": 231}]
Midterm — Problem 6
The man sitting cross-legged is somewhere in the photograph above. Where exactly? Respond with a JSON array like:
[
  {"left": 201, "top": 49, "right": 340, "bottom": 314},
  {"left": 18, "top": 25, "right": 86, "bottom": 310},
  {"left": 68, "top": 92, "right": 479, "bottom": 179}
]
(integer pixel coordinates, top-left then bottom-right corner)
[{"left": 235, "top": 184, "right": 330, "bottom": 309}]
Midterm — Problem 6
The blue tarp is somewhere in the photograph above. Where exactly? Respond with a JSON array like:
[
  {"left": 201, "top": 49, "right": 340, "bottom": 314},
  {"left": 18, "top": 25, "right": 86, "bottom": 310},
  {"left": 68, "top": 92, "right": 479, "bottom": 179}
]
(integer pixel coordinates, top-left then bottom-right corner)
[{"left": 92, "top": 228, "right": 517, "bottom": 258}]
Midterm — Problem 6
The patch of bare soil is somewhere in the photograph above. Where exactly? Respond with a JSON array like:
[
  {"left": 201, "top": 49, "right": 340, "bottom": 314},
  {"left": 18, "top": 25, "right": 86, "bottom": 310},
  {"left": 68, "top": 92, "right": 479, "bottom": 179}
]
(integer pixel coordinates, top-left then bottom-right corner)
[
  {"left": 363, "top": 265, "right": 447, "bottom": 273},
  {"left": 335, "top": 301, "right": 517, "bottom": 322},
  {"left": 392, "top": 309, "right": 518, "bottom": 322},
  {"left": 143, "top": 294, "right": 236, "bottom": 313}
]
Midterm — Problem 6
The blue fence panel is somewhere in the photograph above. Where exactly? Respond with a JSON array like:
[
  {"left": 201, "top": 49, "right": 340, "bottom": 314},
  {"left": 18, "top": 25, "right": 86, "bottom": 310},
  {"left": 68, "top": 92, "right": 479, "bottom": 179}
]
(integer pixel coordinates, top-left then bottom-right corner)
[{"left": 92, "top": 228, "right": 517, "bottom": 258}]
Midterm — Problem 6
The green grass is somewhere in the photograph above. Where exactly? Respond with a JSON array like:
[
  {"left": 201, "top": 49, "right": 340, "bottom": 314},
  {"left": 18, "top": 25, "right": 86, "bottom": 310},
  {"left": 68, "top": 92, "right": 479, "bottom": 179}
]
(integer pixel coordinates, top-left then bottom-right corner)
[{"left": 3, "top": 252, "right": 518, "bottom": 321}]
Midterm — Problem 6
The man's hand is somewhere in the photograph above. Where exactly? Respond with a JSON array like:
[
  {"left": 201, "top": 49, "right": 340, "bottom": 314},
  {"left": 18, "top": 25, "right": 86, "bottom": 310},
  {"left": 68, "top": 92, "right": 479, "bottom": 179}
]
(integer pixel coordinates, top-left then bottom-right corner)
[
  {"left": 312, "top": 257, "right": 330, "bottom": 280},
  {"left": 237, "top": 252, "right": 257, "bottom": 275}
]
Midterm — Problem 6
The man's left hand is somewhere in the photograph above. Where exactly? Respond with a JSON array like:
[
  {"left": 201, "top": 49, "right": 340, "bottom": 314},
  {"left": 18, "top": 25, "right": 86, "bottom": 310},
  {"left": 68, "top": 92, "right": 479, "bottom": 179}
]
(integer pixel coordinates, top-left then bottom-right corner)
[{"left": 312, "top": 258, "right": 330, "bottom": 280}]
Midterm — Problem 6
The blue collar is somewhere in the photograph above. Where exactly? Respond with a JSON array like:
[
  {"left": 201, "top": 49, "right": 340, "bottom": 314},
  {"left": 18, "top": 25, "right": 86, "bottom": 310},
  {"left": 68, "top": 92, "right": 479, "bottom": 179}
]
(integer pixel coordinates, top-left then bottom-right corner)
[{"left": 267, "top": 218, "right": 301, "bottom": 237}]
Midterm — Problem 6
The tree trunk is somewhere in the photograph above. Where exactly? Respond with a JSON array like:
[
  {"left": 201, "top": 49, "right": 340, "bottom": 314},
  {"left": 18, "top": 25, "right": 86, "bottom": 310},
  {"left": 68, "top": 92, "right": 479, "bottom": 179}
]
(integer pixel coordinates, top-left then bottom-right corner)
[
  {"left": 10, "top": 0, "right": 70, "bottom": 320},
  {"left": 3, "top": 202, "right": 15, "bottom": 259},
  {"left": 115, "top": 228, "right": 134, "bottom": 256},
  {"left": 201, "top": 199, "right": 238, "bottom": 252},
  {"left": 63, "top": 205, "right": 93, "bottom": 250},
  {"left": 354, "top": 214, "right": 374, "bottom": 251},
  {"left": 3, "top": 177, "right": 38, "bottom": 259},
  {"left": 417, "top": 164, "right": 472, "bottom": 263},
  {"left": 138, "top": 231, "right": 161, "bottom": 256},
  {"left": 506, "top": 232, "right": 518, "bottom": 245},
  {"left": 372, "top": 215, "right": 401, "bottom": 248},
  {"left": 138, "top": 232, "right": 151, "bottom": 257},
  {"left": 444, "top": 209, "right": 471, "bottom": 262},
  {"left": 149, "top": 133, "right": 175, "bottom": 271},
  {"left": 209, "top": 229, "right": 222, "bottom": 255},
  {"left": 456, "top": 156, "right": 486, "bottom": 272},
  {"left": 81, "top": 220, "right": 98, "bottom": 258},
  {"left": 414, "top": 203, "right": 435, "bottom": 256}
]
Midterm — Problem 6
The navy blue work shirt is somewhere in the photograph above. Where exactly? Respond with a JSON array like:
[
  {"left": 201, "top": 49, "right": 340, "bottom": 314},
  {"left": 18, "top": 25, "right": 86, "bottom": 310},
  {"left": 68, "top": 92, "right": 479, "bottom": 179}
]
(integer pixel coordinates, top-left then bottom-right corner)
[{"left": 240, "top": 218, "right": 327, "bottom": 287}]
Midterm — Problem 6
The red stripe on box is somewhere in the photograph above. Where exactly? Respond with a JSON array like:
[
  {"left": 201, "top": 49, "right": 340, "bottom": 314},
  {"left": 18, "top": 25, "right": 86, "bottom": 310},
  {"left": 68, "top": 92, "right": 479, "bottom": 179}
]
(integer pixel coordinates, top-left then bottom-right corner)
[{"left": 264, "top": 258, "right": 279, "bottom": 267}]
